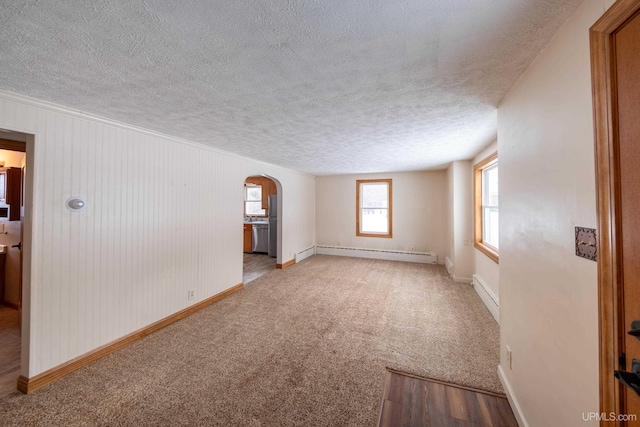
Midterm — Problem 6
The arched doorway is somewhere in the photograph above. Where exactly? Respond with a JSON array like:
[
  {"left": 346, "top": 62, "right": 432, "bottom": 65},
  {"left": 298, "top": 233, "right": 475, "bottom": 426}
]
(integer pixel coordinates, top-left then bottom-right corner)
[{"left": 242, "top": 175, "right": 282, "bottom": 283}]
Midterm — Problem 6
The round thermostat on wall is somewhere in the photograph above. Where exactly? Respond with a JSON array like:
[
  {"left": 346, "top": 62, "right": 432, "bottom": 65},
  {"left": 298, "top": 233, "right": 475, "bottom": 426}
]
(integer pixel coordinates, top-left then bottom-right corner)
[{"left": 66, "top": 197, "right": 87, "bottom": 212}]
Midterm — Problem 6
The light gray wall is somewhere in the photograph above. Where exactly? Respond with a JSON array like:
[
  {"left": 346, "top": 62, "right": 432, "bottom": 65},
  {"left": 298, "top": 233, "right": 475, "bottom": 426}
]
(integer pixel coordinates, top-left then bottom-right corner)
[
  {"left": 315, "top": 171, "right": 448, "bottom": 260},
  {"left": 497, "top": 0, "right": 614, "bottom": 425},
  {"left": 446, "top": 160, "right": 473, "bottom": 281}
]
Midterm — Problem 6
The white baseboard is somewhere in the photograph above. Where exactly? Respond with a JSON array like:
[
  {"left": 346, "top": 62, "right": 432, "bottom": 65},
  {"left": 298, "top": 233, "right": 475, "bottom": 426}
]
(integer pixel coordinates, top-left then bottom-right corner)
[
  {"left": 452, "top": 275, "right": 472, "bottom": 283},
  {"left": 498, "top": 365, "right": 528, "bottom": 427},
  {"left": 295, "top": 246, "right": 315, "bottom": 263},
  {"left": 315, "top": 245, "right": 437, "bottom": 264},
  {"left": 444, "top": 256, "right": 453, "bottom": 275},
  {"left": 472, "top": 274, "right": 499, "bottom": 323}
]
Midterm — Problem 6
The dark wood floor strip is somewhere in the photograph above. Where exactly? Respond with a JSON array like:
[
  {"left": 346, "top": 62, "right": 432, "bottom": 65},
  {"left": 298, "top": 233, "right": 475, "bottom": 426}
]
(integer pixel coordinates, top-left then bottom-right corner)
[
  {"left": 0, "top": 305, "right": 20, "bottom": 397},
  {"left": 379, "top": 370, "right": 518, "bottom": 427}
]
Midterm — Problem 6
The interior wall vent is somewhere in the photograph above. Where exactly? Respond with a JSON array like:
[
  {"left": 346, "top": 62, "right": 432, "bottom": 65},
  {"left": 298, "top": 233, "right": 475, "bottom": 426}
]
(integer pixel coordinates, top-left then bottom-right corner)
[
  {"left": 444, "top": 257, "right": 453, "bottom": 275},
  {"left": 472, "top": 274, "right": 499, "bottom": 323},
  {"left": 315, "top": 245, "right": 437, "bottom": 264}
]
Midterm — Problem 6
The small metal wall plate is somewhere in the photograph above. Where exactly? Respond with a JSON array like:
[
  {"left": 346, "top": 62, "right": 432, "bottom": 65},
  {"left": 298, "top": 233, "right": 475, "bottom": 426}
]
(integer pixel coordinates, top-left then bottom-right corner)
[{"left": 575, "top": 227, "right": 597, "bottom": 261}]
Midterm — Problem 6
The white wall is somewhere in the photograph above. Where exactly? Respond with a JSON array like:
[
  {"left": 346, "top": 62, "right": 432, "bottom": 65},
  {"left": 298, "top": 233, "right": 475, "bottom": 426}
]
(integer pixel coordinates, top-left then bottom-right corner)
[
  {"left": 452, "top": 161, "right": 473, "bottom": 280},
  {"left": 445, "top": 160, "right": 473, "bottom": 281},
  {"left": 497, "top": 0, "right": 613, "bottom": 425},
  {"left": 472, "top": 141, "right": 499, "bottom": 298},
  {"left": 315, "top": 171, "right": 447, "bottom": 259},
  {"left": 0, "top": 90, "right": 316, "bottom": 378}
]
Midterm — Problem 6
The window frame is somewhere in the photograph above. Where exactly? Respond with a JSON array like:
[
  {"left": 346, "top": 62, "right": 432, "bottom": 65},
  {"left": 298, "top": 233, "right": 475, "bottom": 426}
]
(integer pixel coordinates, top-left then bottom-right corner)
[
  {"left": 473, "top": 152, "right": 499, "bottom": 263},
  {"left": 356, "top": 179, "right": 393, "bottom": 238},
  {"left": 244, "top": 184, "right": 265, "bottom": 216}
]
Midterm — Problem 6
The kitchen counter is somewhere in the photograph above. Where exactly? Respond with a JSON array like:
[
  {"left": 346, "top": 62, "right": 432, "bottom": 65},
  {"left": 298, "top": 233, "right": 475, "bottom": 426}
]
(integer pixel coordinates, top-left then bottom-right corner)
[{"left": 243, "top": 220, "right": 268, "bottom": 225}]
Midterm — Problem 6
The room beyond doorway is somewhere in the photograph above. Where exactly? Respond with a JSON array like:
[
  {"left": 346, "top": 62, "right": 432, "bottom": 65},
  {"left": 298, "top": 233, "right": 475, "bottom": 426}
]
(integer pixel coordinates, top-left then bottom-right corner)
[{"left": 242, "top": 175, "right": 280, "bottom": 283}]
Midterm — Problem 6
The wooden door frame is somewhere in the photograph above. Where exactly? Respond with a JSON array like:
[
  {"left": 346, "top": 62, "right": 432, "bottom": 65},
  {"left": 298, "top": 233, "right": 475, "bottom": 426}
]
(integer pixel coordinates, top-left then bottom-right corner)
[
  {"left": 0, "top": 138, "right": 26, "bottom": 310},
  {"left": 591, "top": 0, "right": 640, "bottom": 421}
]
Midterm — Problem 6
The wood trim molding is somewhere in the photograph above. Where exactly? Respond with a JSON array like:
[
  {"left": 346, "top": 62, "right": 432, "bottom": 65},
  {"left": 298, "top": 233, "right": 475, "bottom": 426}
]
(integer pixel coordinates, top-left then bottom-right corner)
[
  {"left": 385, "top": 368, "right": 507, "bottom": 398},
  {"left": 3, "top": 301, "right": 19, "bottom": 310},
  {"left": 590, "top": 0, "right": 640, "bottom": 421},
  {"left": 276, "top": 258, "right": 295, "bottom": 269},
  {"left": 17, "top": 283, "right": 244, "bottom": 394},
  {"left": 0, "top": 138, "right": 26, "bottom": 152},
  {"left": 356, "top": 179, "right": 393, "bottom": 238},
  {"left": 473, "top": 152, "right": 499, "bottom": 264}
]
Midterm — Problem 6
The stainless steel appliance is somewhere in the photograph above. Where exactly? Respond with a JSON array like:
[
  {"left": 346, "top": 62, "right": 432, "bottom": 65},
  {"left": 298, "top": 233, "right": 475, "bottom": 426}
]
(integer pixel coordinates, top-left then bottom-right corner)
[
  {"left": 268, "top": 195, "right": 277, "bottom": 257},
  {"left": 252, "top": 223, "right": 269, "bottom": 253}
]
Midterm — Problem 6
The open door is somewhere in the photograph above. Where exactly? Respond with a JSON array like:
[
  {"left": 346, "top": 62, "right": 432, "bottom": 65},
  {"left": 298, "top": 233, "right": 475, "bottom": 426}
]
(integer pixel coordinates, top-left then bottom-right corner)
[{"left": 591, "top": 1, "right": 640, "bottom": 422}]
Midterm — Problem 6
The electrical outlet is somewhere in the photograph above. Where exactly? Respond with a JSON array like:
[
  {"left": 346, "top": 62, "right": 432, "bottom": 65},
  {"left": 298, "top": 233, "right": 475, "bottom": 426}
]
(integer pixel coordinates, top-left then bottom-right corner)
[
  {"left": 188, "top": 290, "right": 195, "bottom": 300},
  {"left": 506, "top": 346, "right": 512, "bottom": 370},
  {"left": 463, "top": 239, "right": 470, "bottom": 246}
]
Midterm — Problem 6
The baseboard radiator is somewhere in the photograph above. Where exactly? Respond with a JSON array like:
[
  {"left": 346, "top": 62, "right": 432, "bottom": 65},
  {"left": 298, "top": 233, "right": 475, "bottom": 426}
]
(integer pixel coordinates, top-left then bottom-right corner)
[
  {"left": 472, "top": 274, "right": 499, "bottom": 323},
  {"left": 315, "top": 245, "right": 437, "bottom": 264},
  {"left": 295, "top": 246, "right": 315, "bottom": 263},
  {"left": 444, "top": 257, "right": 453, "bottom": 276}
]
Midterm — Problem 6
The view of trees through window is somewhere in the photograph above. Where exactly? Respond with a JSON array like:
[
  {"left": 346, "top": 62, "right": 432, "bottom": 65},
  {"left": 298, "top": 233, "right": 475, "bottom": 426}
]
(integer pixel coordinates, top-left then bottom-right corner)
[
  {"left": 245, "top": 185, "right": 265, "bottom": 216},
  {"left": 357, "top": 179, "right": 392, "bottom": 237},
  {"left": 473, "top": 152, "right": 499, "bottom": 263},
  {"left": 361, "top": 183, "right": 389, "bottom": 233}
]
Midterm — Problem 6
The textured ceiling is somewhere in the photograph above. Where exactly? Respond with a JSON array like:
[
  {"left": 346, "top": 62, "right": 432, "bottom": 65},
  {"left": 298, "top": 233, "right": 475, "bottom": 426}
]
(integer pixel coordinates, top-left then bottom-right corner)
[{"left": 0, "top": 0, "right": 583, "bottom": 175}]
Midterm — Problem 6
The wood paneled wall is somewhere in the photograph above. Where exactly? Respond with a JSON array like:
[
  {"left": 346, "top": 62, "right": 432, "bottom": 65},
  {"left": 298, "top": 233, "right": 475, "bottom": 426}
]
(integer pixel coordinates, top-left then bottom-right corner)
[{"left": 0, "top": 91, "right": 316, "bottom": 378}]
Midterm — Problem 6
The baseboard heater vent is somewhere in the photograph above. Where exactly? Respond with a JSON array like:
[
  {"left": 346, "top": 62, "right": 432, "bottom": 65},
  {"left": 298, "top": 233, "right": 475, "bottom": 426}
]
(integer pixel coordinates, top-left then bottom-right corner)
[
  {"left": 472, "top": 274, "right": 499, "bottom": 323},
  {"left": 444, "top": 257, "right": 453, "bottom": 276},
  {"left": 295, "top": 246, "right": 315, "bottom": 263},
  {"left": 315, "top": 245, "right": 437, "bottom": 264}
]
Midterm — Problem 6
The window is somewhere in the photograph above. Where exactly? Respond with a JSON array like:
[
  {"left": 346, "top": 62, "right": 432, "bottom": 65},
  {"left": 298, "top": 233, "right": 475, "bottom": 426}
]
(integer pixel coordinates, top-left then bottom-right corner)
[
  {"left": 245, "top": 184, "right": 265, "bottom": 216},
  {"left": 474, "top": 152, "right": 499, "bottom": 263},
  {"left": 356, "top": 179, "right": 392, "bottom": 238}
]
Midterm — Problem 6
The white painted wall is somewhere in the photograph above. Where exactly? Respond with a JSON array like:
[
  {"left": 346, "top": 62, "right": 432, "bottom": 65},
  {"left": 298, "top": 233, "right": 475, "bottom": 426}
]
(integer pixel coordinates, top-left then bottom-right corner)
[
  {"left": 472, "top": 141, "right": 499, "bottom": 299},
  {"left": 497, "top": 0, "right": 613, "bottom": 425},
  {"left": 0, "top": 90, "right": 316, "bottom": 378},
  {"left": 453, "top": 161, "right": 473, "bottom": 281},
  {"left": 315, "top": 171, "right": 447, "bottom": 260},
  {"left": 446, "top": 165, "right": 454, "bottom": 267},
  {"left": 445, "top": 160, "right": 473, "bottom": 281}
]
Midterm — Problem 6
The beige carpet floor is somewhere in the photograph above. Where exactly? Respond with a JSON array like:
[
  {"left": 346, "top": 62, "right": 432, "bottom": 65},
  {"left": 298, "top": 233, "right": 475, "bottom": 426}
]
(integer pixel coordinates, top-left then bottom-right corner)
[{"left": 0, "top": 255, "right": 501, "bottom": 426}]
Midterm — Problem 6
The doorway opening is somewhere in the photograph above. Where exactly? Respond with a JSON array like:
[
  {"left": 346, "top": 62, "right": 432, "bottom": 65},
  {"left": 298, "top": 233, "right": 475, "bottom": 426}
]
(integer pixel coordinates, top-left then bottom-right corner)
[
  {"left": 0, "top": 129, "right": 30, "bottom": 397},
  {"left": 242, "top": 175, "right": 281, "bottom": 284}
]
